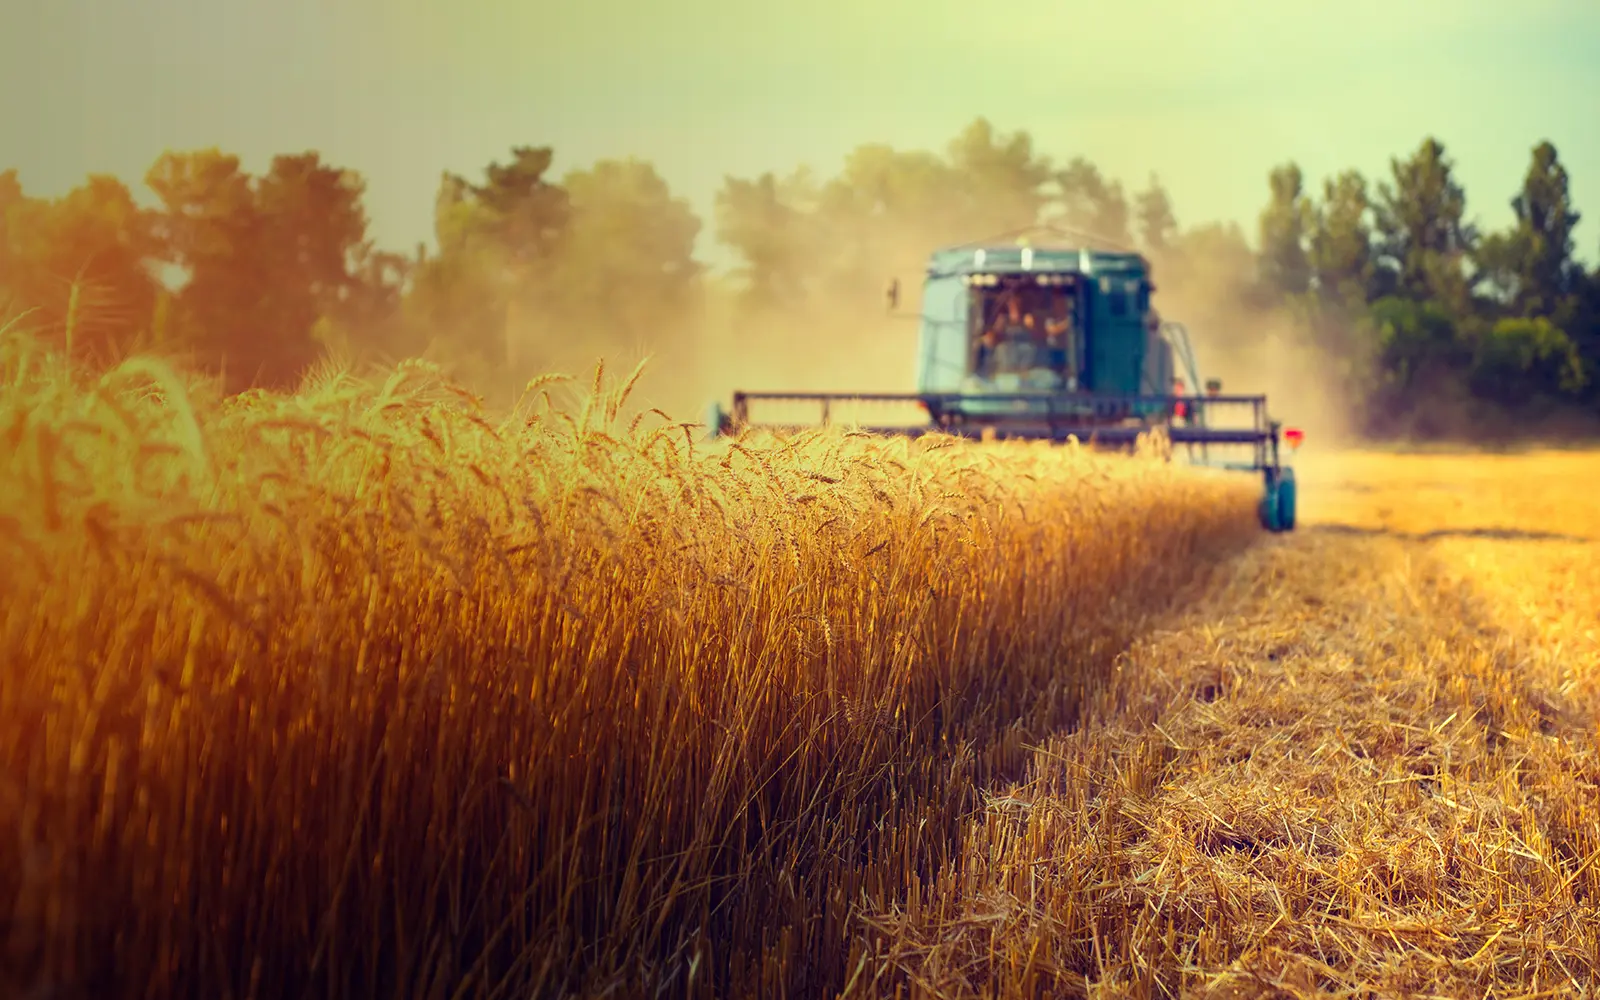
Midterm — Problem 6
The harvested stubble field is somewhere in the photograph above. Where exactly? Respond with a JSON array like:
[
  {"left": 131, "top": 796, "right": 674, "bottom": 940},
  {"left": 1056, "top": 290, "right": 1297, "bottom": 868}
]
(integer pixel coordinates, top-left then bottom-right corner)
[
  {"left": 2, "top": 336, "right": 1598, "bottom": 999},
  {"left": 868, "top": 450, "right": 1600, "bottom": 997}
]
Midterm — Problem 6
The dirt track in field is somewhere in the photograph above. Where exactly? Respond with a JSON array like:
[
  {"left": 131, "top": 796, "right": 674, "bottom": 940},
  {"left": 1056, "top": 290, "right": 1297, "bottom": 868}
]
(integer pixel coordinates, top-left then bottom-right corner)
[{"left": 864, "top": 451, "right": 1600, "bottom": 998}]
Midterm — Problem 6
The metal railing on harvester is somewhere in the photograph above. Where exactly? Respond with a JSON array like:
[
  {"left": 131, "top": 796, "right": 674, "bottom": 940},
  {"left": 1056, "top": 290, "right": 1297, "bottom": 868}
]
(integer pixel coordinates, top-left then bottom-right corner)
[{"left": 720, "top": 389, "right": 1285, "bottom": 473}]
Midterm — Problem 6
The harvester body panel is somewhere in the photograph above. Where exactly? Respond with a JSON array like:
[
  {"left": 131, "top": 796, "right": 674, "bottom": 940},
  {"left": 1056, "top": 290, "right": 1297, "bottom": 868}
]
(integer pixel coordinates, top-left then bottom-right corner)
[{"left": 913, "top": 274, "right": 969, "bottom": 392}]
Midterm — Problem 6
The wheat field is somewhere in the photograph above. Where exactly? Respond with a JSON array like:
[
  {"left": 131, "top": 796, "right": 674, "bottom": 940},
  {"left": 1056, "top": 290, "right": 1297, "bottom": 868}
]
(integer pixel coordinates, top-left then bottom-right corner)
[{"left": 2, "top": 334, "right": 1598, "bottom": 998}]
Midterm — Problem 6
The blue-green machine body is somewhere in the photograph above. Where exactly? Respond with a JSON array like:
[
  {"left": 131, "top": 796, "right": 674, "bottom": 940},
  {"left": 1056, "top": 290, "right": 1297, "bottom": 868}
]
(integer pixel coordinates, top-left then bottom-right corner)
[{"left": 707, "top": 235, "right": 1298, "bottom": 532}]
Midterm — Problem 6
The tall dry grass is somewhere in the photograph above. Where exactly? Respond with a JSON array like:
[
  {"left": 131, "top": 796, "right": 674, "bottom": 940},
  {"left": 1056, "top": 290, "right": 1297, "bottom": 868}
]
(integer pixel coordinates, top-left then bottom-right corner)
[{"left": 0, "top": 333, "right": 1261, "bottom": 999}]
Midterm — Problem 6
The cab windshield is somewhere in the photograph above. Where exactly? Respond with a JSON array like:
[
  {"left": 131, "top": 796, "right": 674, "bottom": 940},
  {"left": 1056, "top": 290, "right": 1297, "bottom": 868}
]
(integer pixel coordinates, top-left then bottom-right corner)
[{"left": 970, "top": 275, "right": 1081, "bottom": 386}]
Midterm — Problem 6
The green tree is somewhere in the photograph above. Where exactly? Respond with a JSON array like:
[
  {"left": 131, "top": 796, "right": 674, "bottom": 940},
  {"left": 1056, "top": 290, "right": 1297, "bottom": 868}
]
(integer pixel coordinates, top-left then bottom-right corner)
[
  {"left": 0, "top": 173, "right": 161, "bottom": 363},
  {"left": 1483, "top": 142, "right": 1583, "bottom": 326},
  {"left": 943, "top": 118, "right": 1052, "bottom": 237},
  {"left": 1135, "top": 174, "right": 1178, "bottom": 256},
  {"left": 1558, "top": 252, "right": 1600, "bottom": 404},
  {"left": 1368, "top": 296, "right": 1467, "bottom": 397},
  {"left": 815, "top": 145, "right": 957, "bottom": 302},
  {"left": 403, "top": 175, "right": 516, "bottom": 370},
  {"left": 1308, "top": 170, "right": 1376, "bottom": 308},
  {"left": 403, "top": 148, "right": 572, "bottom": 375},
  {"left": 716, "top": 121, "right": 1058, "bottom": 314},
  {"left": 255, "top": 153, "right": 372, "bottom": 361},
  {"left": 543, "top": 157, "right": 702, "bottom": 351},
  {"left": 1372, "top": 137, "right": 1476, "bottom": 309},
  {"left": 144, "top": 149, "right": 258, "bottom": 279},
  {"left": 464, "top": 146, "right": 569, "bottom": 267},
  {"left": 1294, "top": 170, "right": 1380, "bottom": 393},
  {"left": 712, "top": 120, "right": 1065, "bottom": 315},
  {"left": 1470, "top": 316, "right": 1586, "bottom": 406},
  {"left": 1049, "top": 158, "right": 1132, "bottom": 248},
  {"left": 1472, "top": 229, "right": 1521, "bottom": 312},
  {"left": 820, "top": 122, "right": 1051, "bottom": 304},
  {"left": 1257, "top": 162, "right": 1313, "bottom": 300},
  {"left": 825, "top": 146, "right": 952, "bottom": 222},
  {"left": 713, "top": 171, "right": 817, "bottom": 311},
  {"left": 145, "top": 149, "right": 374, "bottom": 388},
  {"left": 0, "top": 170, "right": 23, "bottom": 297}
]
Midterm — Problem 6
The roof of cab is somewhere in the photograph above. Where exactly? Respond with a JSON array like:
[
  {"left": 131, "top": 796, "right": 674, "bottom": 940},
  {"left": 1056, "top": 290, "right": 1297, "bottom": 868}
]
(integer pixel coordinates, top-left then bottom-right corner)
[{"left": 926, "top": 245, "right": 1149, "bottom": 278}]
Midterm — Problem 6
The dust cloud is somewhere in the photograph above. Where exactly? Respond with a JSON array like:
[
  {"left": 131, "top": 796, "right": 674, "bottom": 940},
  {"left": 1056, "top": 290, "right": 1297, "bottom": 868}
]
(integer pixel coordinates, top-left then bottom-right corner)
[
  {"left": 1154, "top": 274, "right": 1360, "bottom": 450},
  {"left": 495, "top": 208, "right": 958, "bottom": 424},
  {"left": 484, "top": 292, "right": 918, "bottom": 425}
]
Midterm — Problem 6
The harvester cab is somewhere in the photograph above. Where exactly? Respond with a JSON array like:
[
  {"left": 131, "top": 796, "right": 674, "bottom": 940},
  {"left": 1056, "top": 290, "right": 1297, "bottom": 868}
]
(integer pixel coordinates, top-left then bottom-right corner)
[{"left": 705, "top": 227, "right": 1300, "bottom": 532}]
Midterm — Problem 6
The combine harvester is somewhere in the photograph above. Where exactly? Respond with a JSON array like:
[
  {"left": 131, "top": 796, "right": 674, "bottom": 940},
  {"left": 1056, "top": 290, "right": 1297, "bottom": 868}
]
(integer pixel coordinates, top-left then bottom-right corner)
[{"left": 705, "top": 228, "right": 1302, "bottom": 532}]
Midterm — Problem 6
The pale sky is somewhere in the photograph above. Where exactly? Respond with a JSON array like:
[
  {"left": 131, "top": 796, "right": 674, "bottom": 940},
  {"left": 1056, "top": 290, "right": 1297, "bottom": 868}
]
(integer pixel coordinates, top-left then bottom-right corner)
[{"left": 3, "top": 0, "right": 1597, "bottom": 269}]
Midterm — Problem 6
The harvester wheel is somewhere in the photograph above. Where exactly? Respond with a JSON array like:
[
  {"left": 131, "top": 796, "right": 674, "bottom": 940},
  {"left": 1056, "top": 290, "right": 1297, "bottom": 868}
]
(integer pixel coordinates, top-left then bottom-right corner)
[
  {"left": 1258, "top": 483, "right": 1278, "bottom": 532},
  {"left": 1276, "top": 468, "right": 1297, "bottom": 531},
  {"left": 1257, "top": 468, "right": 1297, "bottom": 533}
]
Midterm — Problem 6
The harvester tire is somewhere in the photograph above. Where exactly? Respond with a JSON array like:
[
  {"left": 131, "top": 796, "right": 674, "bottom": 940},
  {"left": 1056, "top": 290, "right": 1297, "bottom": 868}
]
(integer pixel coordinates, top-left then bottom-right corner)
[
  {"left": 1276, "top": 468, "right": 1297, "bottom": 531},
  {"left": 1258, "top": 485, "right": 1278, "bottom": 532}
]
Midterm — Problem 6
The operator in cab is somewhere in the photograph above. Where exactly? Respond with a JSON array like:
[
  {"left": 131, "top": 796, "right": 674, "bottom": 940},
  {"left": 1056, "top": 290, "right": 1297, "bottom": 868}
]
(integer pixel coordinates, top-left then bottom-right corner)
[
  {"left": 983, "top": 293, "right": 1038, "bottom": 375},
  {"left": 1042, "top": 298, "right": 1077, "bottom": 391}
]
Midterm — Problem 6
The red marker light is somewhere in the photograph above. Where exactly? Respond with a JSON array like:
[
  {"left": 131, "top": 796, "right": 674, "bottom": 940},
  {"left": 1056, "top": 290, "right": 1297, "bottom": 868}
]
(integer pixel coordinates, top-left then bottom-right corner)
[{"left": 1284, "top": 428, "right": 1304, "bottom": 449}]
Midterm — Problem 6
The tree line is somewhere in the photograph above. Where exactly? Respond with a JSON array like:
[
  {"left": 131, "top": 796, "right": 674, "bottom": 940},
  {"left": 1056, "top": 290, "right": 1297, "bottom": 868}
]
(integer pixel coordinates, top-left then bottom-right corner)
[{"left": 2, "top": 119, "right": 1595, "bottom": 437}]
